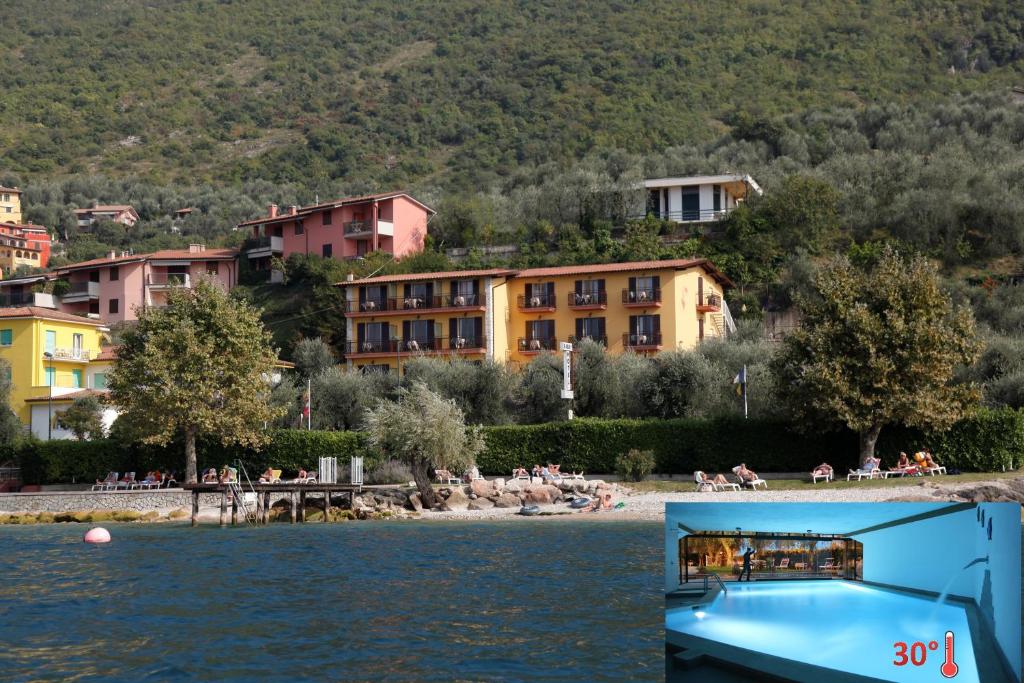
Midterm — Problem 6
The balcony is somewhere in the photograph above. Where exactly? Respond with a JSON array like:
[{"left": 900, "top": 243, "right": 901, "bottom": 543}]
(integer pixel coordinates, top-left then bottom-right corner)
[
  {"left": 346, "top": 294, "right": 487, "bottom": 316},
  {"left": 344, "top": 221, "right": 373, "bottom": 238},
  {"left": 517, "top": 337, "right": 558, "bottom": 353},
  {"left": 516, "top": 293, "right": 557, "bottom": 313},
  {"left": 245, "top": 235, "right": 283, "bottom": 259},
  {"left": 622, "top": 288, "right": 662, "bottom": 307},
  {"left": 147, "top": 273, "right": 191, "bottom": 289},
  {"left": 623, "top": 332, "right": 662, "bottom": 351},
  {"left": 642, "top": 208, "right": 735, "bottom": 223},
  {"left": 567, "top": 291, "right": 607, "bottom": 310},
  {"left": 61, "top": 281, "right": 100, "bottom": 303},
  {"left": 346, "top": 337, "right": 487, "bottom": 356},
  {"left": 569, "top": 335, "right": 607, "bottom": 347},
  {"left": 0, "top": 291, "right": 56, "bottom": 309},
  {"left": 696, "top": 292, "right": 722, "bottom": 313},
  {"left": 46, "top": 347, "right": 91, "bottom": 362}
]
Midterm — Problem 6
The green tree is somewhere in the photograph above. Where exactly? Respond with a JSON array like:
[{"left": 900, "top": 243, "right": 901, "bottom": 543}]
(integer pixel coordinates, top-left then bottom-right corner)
[
  {"left": 311, "top": 367, "right": 395, "bottom": 430},
  {"left": 363, "top": 382, "right": 483, "bottom": 508},
  {"left": 108, "top": 280, "right": 282, "bottom": 483},
  {"left": 775, "top": 248, "right": 982, "bottom": 462},
  {"left": 292, "top": 337, "right": 336, "bottom": 380},
  {"left": 515, "top": 354, "right": 566, "bottom": 423},
  {"left": 55, "top": 396, "right": 105, "bottom": 440},
  {"left": 0, "top": 359, "right": 23, "bottom": 446}
]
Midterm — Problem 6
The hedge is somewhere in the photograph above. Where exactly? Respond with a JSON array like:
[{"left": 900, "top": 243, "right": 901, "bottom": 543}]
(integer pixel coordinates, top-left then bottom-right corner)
[{"left": 10, "top": 409, "right": 1023, "bottom": 484}]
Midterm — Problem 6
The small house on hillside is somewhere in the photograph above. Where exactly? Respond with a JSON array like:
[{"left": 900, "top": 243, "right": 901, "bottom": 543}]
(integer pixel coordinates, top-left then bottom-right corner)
[
  {"left": 644, "top": 174, "right": 761, "bottom": 223},
  {"left": 73, "top": 204, "right": 139, "bottom": 229}
]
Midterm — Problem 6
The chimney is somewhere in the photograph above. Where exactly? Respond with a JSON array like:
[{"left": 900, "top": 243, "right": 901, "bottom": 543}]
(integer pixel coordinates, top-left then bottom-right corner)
[
  {"left": 189, "top": 243, "right": 204, "bottom": 253},
  {"left": 268, "top": 203, "right": 278, "bottom": 218},
  {"left": 289, "top": 205, "right": 298, "bottom": 216},
  {"left": 108, "top": 250, "right": 116, "bottom": 259},
  {"left": 93, "top": 201, "right": 100, "bottom": 209},
  {"left": 121, "top": 251, "right": 129, "bottom": 257},
  {"left": 346, "top": 273, "right": 355, "bottom": 282}
]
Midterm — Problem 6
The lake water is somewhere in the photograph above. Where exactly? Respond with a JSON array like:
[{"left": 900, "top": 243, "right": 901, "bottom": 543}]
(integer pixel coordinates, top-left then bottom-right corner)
[{"left": 0, "top": 520, "right": 662, "bottom": 681}]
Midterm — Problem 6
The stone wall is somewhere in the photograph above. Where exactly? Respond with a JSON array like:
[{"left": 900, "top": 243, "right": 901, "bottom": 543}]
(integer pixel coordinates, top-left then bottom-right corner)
[{"left": 0, "top": 489, "right": 224, "bottom": 513}]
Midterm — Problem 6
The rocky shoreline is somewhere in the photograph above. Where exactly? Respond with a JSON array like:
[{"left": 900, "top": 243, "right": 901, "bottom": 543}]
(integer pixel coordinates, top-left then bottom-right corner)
[{"left": 1, "top": 476, "right": 1021, "bottom": 525}]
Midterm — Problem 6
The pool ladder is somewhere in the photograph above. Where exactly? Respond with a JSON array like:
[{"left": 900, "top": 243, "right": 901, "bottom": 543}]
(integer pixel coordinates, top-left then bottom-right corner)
[
  {"left": 704, "top": 573, "right": 727, "bottom": 594},
  {"left": 229, "top": 461, "right": 258, "bottom": 526}
]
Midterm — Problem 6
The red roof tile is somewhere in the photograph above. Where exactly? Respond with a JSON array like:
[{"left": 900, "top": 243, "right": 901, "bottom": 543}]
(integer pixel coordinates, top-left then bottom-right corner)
[
  {"left": 94, "top": 345, "right": 119, "bottom": 361},
  {"left": 0, "top": 186, "right": 22, "bottom": 194},
  {"left": 55, "top": 247, "right": 237, "bottom": 272},
  {"left": 514, "top": 258, "right": 733, "bottom": 286},
  {"left": 0, "top": 307, "right": 107, "bottom": 325},
  {"left": 25, "top": 389, "right": 107, "bottom": 403},
  {"left": 337, "top": 268, "right": 515, "bottom": 286},
  {"left": 73, "top": 205, "right": 136, "bottom": 214},
  {"left": 237, "top": 191, "right": 435, "bottom": 227}
]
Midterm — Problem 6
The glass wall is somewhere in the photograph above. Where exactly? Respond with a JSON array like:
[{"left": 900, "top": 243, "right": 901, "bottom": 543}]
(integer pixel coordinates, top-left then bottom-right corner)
[{"left": 680, "top": 533, "right": 863, "bottom": 583}]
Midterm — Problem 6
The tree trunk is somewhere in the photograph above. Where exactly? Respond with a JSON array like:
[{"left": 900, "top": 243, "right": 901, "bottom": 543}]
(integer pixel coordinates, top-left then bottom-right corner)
[
  {"left": 858, "top": 423, "right": 883, "bottom": 465},
  {"left": 412, "top": 460, "right": 437, "bottom": 509},
  {"left": 184, "top": 426, "right": 198, "bottom": 484}
]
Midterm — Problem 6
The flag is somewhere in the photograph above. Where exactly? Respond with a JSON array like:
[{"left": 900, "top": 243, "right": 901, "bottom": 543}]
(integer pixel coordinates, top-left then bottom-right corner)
[{"left": 733, "top": 366, "right": 746, "bottom": 397}]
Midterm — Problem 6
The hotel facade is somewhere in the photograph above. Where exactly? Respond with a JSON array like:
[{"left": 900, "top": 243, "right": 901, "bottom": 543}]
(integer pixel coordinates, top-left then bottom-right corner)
[{"left": 339, "top": 258, "right": 733, "bottom": 372}]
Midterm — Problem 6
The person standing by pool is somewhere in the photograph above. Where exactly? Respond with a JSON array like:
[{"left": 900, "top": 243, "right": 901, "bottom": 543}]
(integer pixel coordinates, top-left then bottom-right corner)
[{"left": 740, "top": 548, "right": 755, "bottom": 581}]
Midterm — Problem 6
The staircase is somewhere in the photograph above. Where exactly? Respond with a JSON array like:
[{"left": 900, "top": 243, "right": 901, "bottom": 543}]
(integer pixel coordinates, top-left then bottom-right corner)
[{"left": 231, "top": 461, "right": 259, "bottom": 525}]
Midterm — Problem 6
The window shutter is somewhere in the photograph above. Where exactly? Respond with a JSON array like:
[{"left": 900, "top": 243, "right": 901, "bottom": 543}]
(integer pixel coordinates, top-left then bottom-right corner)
[
  {"left": 472, "top": 279, "right": 480, "bottom": 295},
  {"left": 652, "top": 275, "right": 660, "bottom": 292},
  {"left": 474, "top": 317, "right": 483, "bottom": 341},
  {"left": 450, "top": 318, "right": 458, "bottom": 340},
  {"left": 525, "top": 321, "right": 532, "bottom": 339},
  {"left": 653, "top": 315, "right": 661, "bottom": 335},
  {"left": 575, "top": 318, "right": 584, "bottom": 339},
  {"left": 596, "top": 317, "right": 606, "bottom": 338},
  {"left": 425, "top": 282, "right": 434, "bottom": 302},
  {"left": 433, "top": 321, "right": 442, "bottom": 342},
  {"left": 546, "top": 282, "right": 555, "bottom": 300},
  {"left": 358, "top": 287, "right": 366, "bottom": 303},
  {"left": 357, "top": 323, "right": 365, "bottom": 343},
  {"left": 597, "top": 278, "right": 605, "bottom": 292},
  {"left": 544, "top": 320, "right": 555, "bottom": 340},
  {"left": 402, "top": 320, "right": 411, "bottom": 340},
  {"left": 574, "top": 280, "right": 582, "bottom": 295},
  {"left": 629, "top": 315, "right": 637, "bottom": 333}
]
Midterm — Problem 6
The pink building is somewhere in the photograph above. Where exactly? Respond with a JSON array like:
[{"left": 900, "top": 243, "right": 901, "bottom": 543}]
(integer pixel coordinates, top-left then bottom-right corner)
[
  {"left": 73, "top": 204, "right": 140, "bottom": 229},
  {"left": 238, "top": 192, "right": 433, "bottom": 274},
  {"left": 53, "top": 245, "right": 238, "bottom": 323}
]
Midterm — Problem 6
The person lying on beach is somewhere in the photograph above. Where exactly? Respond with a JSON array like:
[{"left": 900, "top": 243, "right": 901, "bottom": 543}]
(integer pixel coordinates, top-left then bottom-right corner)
[
  {"left": 512, "top": 467, "right": 528, "bottom": 479},
  {"left": 294, "top": 468, "right": 308, "bottom": 482},
  {"left": 548, "top": 463, "right": 561, "bottom": 475},
  {"left": 201, "top": 468, "right": 218, "bottom": 483},
  {"left": 811, "top": 463, "right": 832, "bottom": 477},
  {"left": 258, "top": 467, "right": 275, "bottom": 483},
  {"left": 861, "top": 456, "right": 881, "bottom": 472},
  {"left": 584, "top": 491, "right": 614, "bottom": 512},
  {"left": 736, "top": 464, "right": 759, "bottom": 482},
  {"left": 531, "top": 464, "right": 542, "bottom": 478}
]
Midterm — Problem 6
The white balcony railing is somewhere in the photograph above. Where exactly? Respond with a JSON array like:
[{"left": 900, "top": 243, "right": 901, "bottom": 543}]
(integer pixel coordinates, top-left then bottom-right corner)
[
  {"left": 47, "top": 347, "right": 92, "bottom": 362},
  {"left": 147, "top": 273, "right": 191, "bottom": 288}
]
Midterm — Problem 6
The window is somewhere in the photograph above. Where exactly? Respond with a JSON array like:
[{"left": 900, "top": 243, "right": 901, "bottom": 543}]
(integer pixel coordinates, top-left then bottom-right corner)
[
  {"left": 110, "top": 266, "right": 119, "bottom": 281},
  {"left": 402, "top": 320, "right": 433, "bottom": 350},
  {"left": 627, "top": 314, "right": 660, "bottom": 346},
  {"left": 207, "top": 262, "right": 219, "bottom": 275},
  {"left": 356, "top": 321, "right": 392, "bottom": 353},
  {"left": 45, "top": 367, "right": 56, "bottom": 387},
  {"left": 360, "top": 364, "right": 390, "bottom": 374},
  {"left": 89, "top": 270, "right": 101, "bottom": 283},
  {"left": 681, "top": 188, "right": 700, "bottom": 221},
  {"left": 575, "top": 317, "right": 606, "bottom": 344},
  {"left": 45, "top": 330, "right": 56, "bottom": 354},
  {"left": 524, "top": 282, "right": 555, "bottom": 308},
  {"left": 72, "top": 369, "right": 83, "bottom": 388},
  {"left": 712, "top": 184, "right": 722, "bottom": 212},
  {"left": 627, "top": 275, "right": 660, "bottom": 303},
  {"left": 359, "top": 285, "right": 387, "bottom": 311},
  {"left": 403, "top": 282, "right": 433, "bottom": 308},
  {"left": 72, "top": 334, "right": 83, "bottom": 354},
  {"left": 524, "top": 320, "right": 555, "bottom": 350},
  {"left": 2, "top": 193, "right": 9, "bottom": 201},
  {"left": 322, "top": 243, "right": 332, "bottom": 258},
  {"left": 573, "top": 279, "right": 605, "bottom": 305},
  {"left": 109, "top": 299, "right": 119, "bottom": 314},
  {"left": 93, "top": 372, "right": 107, "bottom": 390},
  {"left": 294, "top": 219, "right": 304, "bottom": 236},
  {"left": 451, "top": 279, "right": 479, "bottom": 305},
  {"left": 0, "top": 329, "right": 11, "bottom": 346},
  {"left": 89, "top": 301, "right": 100, "bottom": 315},
  {"left": 449, "top": 317, "right": 483, "bottom": 347},
  {"left": 322, "top": 210, "right": 332, "bottom": 226}
]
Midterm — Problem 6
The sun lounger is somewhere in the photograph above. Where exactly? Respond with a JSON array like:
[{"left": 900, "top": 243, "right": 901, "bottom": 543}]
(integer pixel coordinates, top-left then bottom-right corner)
[
  {"left": 846, "top": 467, "right": 882, "bottom": 481},
  {"left": 810, "top": 469, "right": 833, "bottom": 484},
  {"left": 294, "top": 471, "right": 317, "bottom": 484},
  {"left": 92, "top": 472, "right": 118, "bottom": 491},
  {"left": 435, "top": 469, "right": 460, "bottom": 485},
  {"left": 923, "top": 463, "right": 946, "bottom": 475},
  {"left": 511, "top": 470, "right": 530, "bottom": 481},
  {"left": 778, "top": 558, "right": 790, "bottom": 569},
  {"left": 731, "top": 467, "right": 767, "bottom": 490},
  {"left": 115, "top": 472, "right": 136, "bottom": 490},
  {"left": 694, "top": 471, "right": 715, "bottom": 492}
]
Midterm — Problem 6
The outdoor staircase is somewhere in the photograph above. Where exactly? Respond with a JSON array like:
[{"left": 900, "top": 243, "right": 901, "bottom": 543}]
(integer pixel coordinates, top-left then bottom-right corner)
[{"left": 231, "top": 462, "right": 259, "bottom": 525}]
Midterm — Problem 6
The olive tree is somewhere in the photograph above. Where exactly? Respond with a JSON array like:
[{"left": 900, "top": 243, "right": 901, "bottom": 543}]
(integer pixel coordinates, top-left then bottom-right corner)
[
  {"left": 363, "top": 382, "right": 483, "bottom": 508},
  {"left": 55, "top": 396, "right": 105, "bottom": 440}
]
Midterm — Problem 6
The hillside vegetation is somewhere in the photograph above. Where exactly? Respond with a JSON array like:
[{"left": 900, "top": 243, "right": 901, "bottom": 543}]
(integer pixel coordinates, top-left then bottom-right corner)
[{"left": 1, "top": 0, "right": 1022, "bottom": 191}]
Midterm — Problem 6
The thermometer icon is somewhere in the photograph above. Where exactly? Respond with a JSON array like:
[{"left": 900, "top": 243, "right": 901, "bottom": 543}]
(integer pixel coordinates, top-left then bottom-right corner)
[{"left": 940, "top": 630, "right": 958, "bottom": 678}]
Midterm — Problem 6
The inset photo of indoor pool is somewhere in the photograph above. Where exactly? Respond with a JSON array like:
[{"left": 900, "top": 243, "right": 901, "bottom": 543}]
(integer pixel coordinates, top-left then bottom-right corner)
[{"left": 664, "top": 502, "right": 1021, "bottom": 682}]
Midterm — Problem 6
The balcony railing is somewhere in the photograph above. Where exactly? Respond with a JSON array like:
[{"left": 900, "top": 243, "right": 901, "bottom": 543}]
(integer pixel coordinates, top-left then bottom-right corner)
[
  {"left": 696, "top": 292, "right": 722, "bottom": 312},
  {"left": 147, "top": 273, "right": 191, "bottom": 288},
  {"left": 0, "top": 291, "right": 55, "bottom": 308},
  {"left": 639, "top": 208, "right": 735, "bottom": 223},
  {"left": 245, "top": 235, "right": 284, "bottom": 257},
  {"left": 622, "top": 288, "right": 661, "bottom": 306},
  {"left": 347, "top": 294, "right": 487, "bottom": 314},
  {"left": 344, "top": 221, "right": 373, "bottom": 236},
  {"left": 516, "top": 293, "right": 557, "bottom": 311},
  {"left": 518, "top": 337, "right": 558, "bottom": 352},
  {"left": 569, "top": 335, "right": 607, "bottom": 347},
  {"left": 623, "top": 332, "right": 662, "bottom": 349},
  {"left": 62, "top": 281, "right": 101, "bottom": 301},
  {"left": 47, "top": 347, "right": 92, "bottom": 362},
  {"left": 568, "top": 291, "right": 607, "bottom": 309},
  {"left": 347, "top": 337, "right": 487, "bottom": 355}
]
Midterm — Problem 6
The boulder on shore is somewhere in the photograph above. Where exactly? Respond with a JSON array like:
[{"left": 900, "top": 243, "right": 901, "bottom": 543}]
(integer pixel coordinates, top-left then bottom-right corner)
[
  {"left": 492, "top": 492, "right": 522, "bottom": 508},
  {"left": 470, "top": 478, "right": 493, "bottom": 498},
  {"left": 468, "top": 497, "right": 495, "bottom": 511},
  {"left": 443, "top": 487, "right": 470, "bottom": 511},
  {"left": 504, "top": 480, "right": 523, "bottom": 493},
  {"left": 407, "top": 493, "right": 423, "bottom": 512}
]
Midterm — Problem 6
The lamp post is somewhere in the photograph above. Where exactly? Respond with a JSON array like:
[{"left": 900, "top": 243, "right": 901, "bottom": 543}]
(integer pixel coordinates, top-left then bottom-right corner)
[{"left": 43, "top": 351, "right": 53, "bottom": 440}]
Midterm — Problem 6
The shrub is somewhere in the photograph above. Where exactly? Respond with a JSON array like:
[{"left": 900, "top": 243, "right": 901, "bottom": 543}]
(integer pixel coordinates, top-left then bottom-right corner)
[
  {"left": 364, "top": 459, "right": 414, "bottom": 485},
  {"left": 616, "top": 449, "right": 656, "bottom": 481}
]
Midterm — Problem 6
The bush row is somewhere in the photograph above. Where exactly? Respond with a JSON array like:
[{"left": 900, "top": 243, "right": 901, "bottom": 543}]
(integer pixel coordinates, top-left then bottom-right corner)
[{"left": 10, "top": 409, "right": 1022, "bottom": 484}]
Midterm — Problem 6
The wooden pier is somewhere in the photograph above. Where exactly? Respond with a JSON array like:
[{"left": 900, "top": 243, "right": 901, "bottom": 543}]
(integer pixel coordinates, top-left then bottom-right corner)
[{"left": 183, "top": 483, "right": 401, "bottom": 527}]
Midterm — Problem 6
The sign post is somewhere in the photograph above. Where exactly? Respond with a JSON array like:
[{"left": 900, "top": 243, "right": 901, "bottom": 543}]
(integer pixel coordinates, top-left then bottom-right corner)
[{"left": 560, "top": 342, "right": 574, "bottom": 419}]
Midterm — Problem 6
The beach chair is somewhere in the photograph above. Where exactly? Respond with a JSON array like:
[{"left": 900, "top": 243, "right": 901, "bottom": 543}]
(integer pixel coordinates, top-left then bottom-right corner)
[
  {"left": 923, "top": 461, "right": 947, "bottom": 476},
  {"left": 846, "top": 467, "right": 880, "bottom": 481},
  {"left": 731, "top": 466, "right": 767, "bottom": 490},
  {"left": 115, "top": 472, "right": 136, "bottom": 490},
  {"left": 294, "top": 470, "right": 317, "bottom": 484},
  {"left": 511, "top": 469, "right": 530, "bottom": 481},
  {"left": 435, "top": 469, "right": 460, "bottom": 485},
  {"left": 820, "top": 558, "right": 838, "bottom": 572},
  {"left": 810, "top": 468, "right": 833, "bottom": 484},
  {"left": 778, "top": 558, "right": 790, "bottom": 570},
  {"left": 92, "top": 472, "right": 118, "bottom": 491},
  {"left": 561, "top": 470, "right": 585, "bottom": 482},
  {"left": 694, "top": 471, "right": 715, "bottom": 492}
]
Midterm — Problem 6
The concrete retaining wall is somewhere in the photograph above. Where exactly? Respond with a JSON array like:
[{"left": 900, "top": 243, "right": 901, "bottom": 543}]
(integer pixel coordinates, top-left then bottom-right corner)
[{"left": 0, "top": 489, "right": 218, "bottom": 513}]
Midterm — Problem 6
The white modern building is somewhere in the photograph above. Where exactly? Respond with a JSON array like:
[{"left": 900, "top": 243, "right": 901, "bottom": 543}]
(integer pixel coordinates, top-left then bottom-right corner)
[{"left": 644, "top": 174, "right": 761, "bottom": 223}]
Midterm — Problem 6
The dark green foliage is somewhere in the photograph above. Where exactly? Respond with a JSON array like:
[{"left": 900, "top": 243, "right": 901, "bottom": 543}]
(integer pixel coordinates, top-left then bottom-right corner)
[
  {"left": 615, "top": 449, "right": 656, "bottom": 482},
  {"left": 0, "top": 359, "right": 24, "bottom": 447},
  {"left": 291, "top": 338, "right": 337, "bottom": 380},
  {"left": 54, "top": 396, "right": 105, "bottom": 440}
]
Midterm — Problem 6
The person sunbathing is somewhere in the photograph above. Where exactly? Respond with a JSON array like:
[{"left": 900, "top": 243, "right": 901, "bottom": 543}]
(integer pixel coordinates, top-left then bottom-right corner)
[
  {"left": 258, "top": 467, "right": 275, "bottom": 483},
  {"left": 512, "top": 466, "right": 528, "bottom": 479},
  {"left": 700, "top": 471, "right": 730, "bottom": 486},
  {"left": 584, "top": 491, "right": 614, "bottom": 512},
  {"left": 861, "top": 456, "right": 881, "bottom": 472},
  {"left": 922, "top": 451, "right": 938, "bottom": 469},
  {"left": 201, "top": 468, "right": 218, "bottom": 483},
  {"left": 296, "top": 468, "right": 307, "bottom": 481},
  {"left": 896, "top": 452, "right": 910, "bottom": 469},
  {"left": 736, "top": 463, "right": 759, "bottom": 482},
  {"left": 812, "top": 463, "right": 833, "bottom": 477},
  {"left": 531, "top": 464, "right": 542, "bottom": 478},
  {"left": 548, "top": 463, "right": 561, "bottom": 475}
]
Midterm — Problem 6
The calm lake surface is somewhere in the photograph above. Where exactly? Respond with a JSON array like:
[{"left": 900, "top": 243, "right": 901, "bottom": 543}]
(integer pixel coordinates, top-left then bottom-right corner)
[{"left": 0, "top": 520, "right": 662, "bottom": 681}]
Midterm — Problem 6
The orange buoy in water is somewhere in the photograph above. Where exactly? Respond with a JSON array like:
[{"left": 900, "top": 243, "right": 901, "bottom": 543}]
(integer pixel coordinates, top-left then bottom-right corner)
[{"left": 83, "top": 527, "right": 111, "bottom": 544}]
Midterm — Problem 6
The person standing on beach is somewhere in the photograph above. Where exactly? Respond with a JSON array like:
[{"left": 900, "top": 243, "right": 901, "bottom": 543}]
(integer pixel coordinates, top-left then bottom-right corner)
[{"left": 740, "top": 548, "right": 755, "bottom": 581}]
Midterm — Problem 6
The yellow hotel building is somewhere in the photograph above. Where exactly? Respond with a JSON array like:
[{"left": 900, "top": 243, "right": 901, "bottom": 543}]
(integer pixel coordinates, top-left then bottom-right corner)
[
  {"left": 0, "top": 307, "right": 112, "bottom": 438},
  {"left": 339, "top": 258, "right": 732, "bottom": 371},
  {"left": 0, "top": 186, "right": 23, "bottom": 223}
]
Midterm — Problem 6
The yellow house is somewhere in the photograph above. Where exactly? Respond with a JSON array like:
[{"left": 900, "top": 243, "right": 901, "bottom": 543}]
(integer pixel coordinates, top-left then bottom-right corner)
[
  {"left": 0, "top": 307, "right": 110, "bottom": 437},
  {"left": 338, "top": 258, "right": 732, "bottom": 371},
  {"left": 0, "top": 186, "right": 23, "bottom": 223}
]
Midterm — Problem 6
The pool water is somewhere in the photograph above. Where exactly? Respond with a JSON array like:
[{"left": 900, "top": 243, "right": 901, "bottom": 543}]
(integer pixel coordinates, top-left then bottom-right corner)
[
  {"left": 665, "top": 580, "right": 980, "bottom": 682},
  {"left": 0, "top": 520, "right": 662, "bottom": 681}
]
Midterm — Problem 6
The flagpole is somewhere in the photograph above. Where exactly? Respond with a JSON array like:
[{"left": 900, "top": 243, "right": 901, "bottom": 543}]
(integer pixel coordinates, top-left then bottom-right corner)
[
  {"left": 307, "top": 378, "right": 312, "bottom": 430},
  {"left": 742, "top": 364, "right": 748, "bottom": 420}
]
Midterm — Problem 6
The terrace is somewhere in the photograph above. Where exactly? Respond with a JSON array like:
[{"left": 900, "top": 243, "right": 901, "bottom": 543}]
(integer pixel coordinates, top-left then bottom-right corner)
[
  {"left": 346, "top": 294, "right": 487, "bottom": 316},
  {"left": 621, "top": 288, "right": 661, "bottom": 307},
  {"left": 516, "top": 293, "right": 557, "bottom": 312},
  {"left": 345, "top": 337, "right": 487, "bottom": 357}
]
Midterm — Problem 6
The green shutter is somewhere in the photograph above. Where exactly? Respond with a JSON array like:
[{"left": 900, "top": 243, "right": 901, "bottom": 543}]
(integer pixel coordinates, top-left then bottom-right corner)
[{"left": 0, "top": 329, "right": 11, "bottom": 345}]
